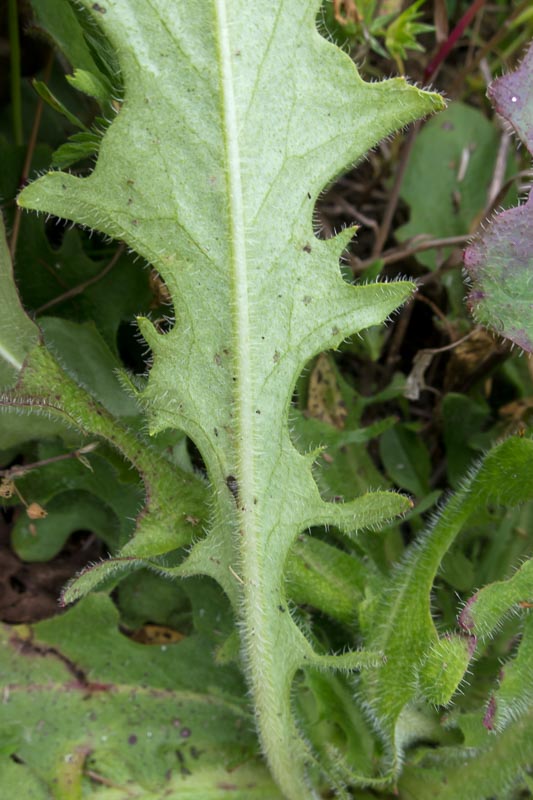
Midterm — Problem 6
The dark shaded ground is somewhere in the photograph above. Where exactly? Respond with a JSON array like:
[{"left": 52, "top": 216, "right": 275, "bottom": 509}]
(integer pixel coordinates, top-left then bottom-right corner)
[{"left": 0, "top": 510, "right": 102, "bottom": 622}]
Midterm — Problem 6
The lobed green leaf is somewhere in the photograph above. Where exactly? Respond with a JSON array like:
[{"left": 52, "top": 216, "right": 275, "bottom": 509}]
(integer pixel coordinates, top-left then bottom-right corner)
[{"left": 15, "top": 2, "right": 445, "bottom": 796}]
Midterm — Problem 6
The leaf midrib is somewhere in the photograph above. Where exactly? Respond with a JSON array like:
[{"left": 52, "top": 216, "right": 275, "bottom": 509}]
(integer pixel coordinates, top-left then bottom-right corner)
[{"left": 216, "top": 0, "right": 258, "bottom": 564}]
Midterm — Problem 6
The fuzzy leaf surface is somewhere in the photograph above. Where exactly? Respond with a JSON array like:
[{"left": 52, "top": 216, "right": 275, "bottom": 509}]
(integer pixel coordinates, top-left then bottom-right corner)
[
  {"left": 359, "top": 436, "right": 533, "bottom": 776},
  {"left": 464, "top": 43, "right": 533, "bottom": 352},
  {"left": 17, "top": 2, "right": 443, "bottom": 796}
]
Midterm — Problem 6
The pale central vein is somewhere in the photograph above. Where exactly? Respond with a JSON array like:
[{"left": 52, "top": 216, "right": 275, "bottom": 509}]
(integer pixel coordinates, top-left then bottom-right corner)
[
  {"left": 215, "top": 0, "right": 256, "bottom": 547},
  {"left": 0, "top": 344, "right": 23, "bottom": 371}
]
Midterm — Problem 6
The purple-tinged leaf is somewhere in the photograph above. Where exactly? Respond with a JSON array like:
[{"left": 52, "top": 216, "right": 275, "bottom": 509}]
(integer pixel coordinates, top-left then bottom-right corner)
[
  {"left": 488, "top": 42, "right": 533, "bottom": 152},
  {"left": 464, "top": 43, "right": 533, "bottom": 352}
]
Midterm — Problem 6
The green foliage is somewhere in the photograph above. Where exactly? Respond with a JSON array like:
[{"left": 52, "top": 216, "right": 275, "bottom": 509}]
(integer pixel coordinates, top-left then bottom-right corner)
[
  {"left": 319, "top": 0, "right": 433, "bottom": 70},
  {"left": 397, "top": 102, "right": 517, "bottom": 270},
  {"left": 384, "top": 0, "right": 434, "bottom": 72},
  {"left": 29, "top": 0, "right": 122, "bottom": 167},
  {"left": 1, "top": 2, "right": 532, "bottom": 799}
]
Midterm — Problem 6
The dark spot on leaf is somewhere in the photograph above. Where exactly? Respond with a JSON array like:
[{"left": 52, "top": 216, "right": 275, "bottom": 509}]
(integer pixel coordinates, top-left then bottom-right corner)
[
  {"left": 458, "top": 594, "right": 477, "bottom": 631},
  {"left": 180, "top": 727, "right": 191, "bottom": 738},
  {"left": 273, "top": 350, "right": 280, "bottom": 363},
  {"left": 92, "top": 2, "right": 106, "bottom": 11},
  {"left": 214, "top": 353, "right": 222, "bottom": 366},
  {"left": 128, "top": 734, "right": 137, "bottom": 745},
  {"left": 278, "top": 605, "right": 285, "bottom": 612},
  {"left": 483, "top": 694, "right": 496, "bottom": 730},
  {"left": 176, "top": 749, "right": 184, "bottom": 763},
  {"left": 303, "top": 243, "right": 312, "bottom": 253},
  {"left": 303, "top": 295, "right": 312, "bottom": 305},
  {"left": 190, "top": 746, "right": 203, "bottom": 759},
  {"left": 331, "top": 326, "right": 339, "bottom": 336},
  {"left": 226, "top": 475, "right": 239, "bottom": 501}
]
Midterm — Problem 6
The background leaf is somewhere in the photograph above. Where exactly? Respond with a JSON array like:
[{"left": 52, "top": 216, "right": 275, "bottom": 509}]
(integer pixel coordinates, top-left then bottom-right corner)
[{"left": 0, "top": 593, "right": 283, "bottom": 798}]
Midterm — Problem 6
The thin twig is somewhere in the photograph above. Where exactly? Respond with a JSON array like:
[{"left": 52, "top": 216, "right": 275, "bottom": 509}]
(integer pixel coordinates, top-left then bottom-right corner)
[
  {"left": 487, "top": 131, "right": 512, "bottom": 208},
  {"left": 356, "top": 234, "right": 471, "bottom": 271},
  {"left": 414, "top": 293, "right": 456, "bottom": 340},
  {"left": 417, "top": 168, "right": 533, "bottom": 289},
  {"left": 418, "top": 328, "right": 479, "bottom": 358},
  {"left": 423, "top": 0, "right": 486, "bottom": 82},
  {"left": 85, "top": 771, "right": 135, "bottom": 795},
  {"left": 328, "top": 196, "right": 380, "bottom": 232},
  {"left": 404, "top": 329, "right": 480, "bottom": 401},
  {"left": 448, "top": 0, "right": 531, "bottom": 96},
  {"left": 382, "top": 297, "right": 415, "bottom": 381},
  {"left": 371, "top": 123, "right": 420, "bottom": 260},
  {"left": 0, "top": 443, "right": 98, "bottom": 480},
  {"left": 8, "top": 0, "right": 22, "bottom": 146},
  {"left": 35, "top": 243, "right": 125, "bottom": 314},
  {"left": 464, "top": 2, "right": 486, "bottom": 75},
  {"left": 9, "top": 52, "right": 54, "bottom": 260},
  {"left": 371, "top": 0, "right": 491, "bottom": 262}
]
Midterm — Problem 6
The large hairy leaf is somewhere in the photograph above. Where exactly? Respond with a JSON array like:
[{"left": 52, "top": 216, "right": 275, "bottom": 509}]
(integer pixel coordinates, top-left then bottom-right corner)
[{"left": 13, "top": 1, "right": 444, "bottom": 797}]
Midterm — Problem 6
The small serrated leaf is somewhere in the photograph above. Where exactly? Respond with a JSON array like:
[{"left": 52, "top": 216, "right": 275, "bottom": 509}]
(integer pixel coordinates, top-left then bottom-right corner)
[
  {"left": 418, "top": 635, "right": 475, "bottom": 706},
  {"left": 459, "top": 557, "right": 533, "bottom": 641},
  {"left": 360, "top": 436, "right": 533, "bottom": 775}
]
